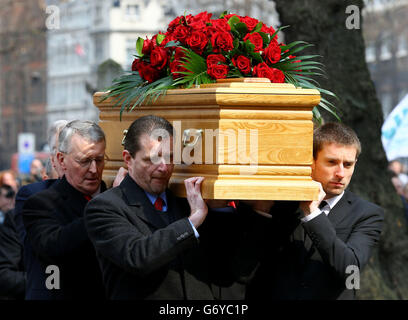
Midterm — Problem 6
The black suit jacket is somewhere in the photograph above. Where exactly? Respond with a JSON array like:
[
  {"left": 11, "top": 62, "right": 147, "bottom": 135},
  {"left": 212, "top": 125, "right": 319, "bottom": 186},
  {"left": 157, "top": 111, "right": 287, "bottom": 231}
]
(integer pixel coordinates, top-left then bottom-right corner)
[
  {"left": 14, "top": 179, "right": 56, "bottom": 300},
  {"left": 84, "top": 174, "right": 254, "bottom": 300},
  {"left": 0, "top": 211, "right": 25, "bottom": 299},
  {"left": 246, "top": 191, "right": 384, "bottom": 300},
  {"left": 22, "top": 176, "right": 106, "bottom": 300}
]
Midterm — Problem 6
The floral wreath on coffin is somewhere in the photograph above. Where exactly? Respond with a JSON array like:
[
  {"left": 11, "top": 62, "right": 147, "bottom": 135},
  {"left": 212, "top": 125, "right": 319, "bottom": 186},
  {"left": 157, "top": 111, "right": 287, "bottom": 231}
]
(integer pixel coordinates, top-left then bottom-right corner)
[{"left": 102, "top": 11, "right": 338, "bottom": 121}]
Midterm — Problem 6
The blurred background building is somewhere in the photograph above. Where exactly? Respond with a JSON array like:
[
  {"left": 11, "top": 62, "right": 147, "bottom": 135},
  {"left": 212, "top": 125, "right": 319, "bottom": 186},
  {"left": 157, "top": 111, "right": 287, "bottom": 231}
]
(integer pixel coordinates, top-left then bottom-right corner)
[{"left": 363, "top": 0, "right": 408, "bottom": 119}]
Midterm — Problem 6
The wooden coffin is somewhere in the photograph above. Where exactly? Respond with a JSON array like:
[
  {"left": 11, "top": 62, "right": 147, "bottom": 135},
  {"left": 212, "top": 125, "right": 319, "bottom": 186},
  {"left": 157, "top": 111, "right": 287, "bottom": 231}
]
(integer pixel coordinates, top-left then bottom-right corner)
[{"left": 94, "top": 78, "right": 320, "bottom": 200}]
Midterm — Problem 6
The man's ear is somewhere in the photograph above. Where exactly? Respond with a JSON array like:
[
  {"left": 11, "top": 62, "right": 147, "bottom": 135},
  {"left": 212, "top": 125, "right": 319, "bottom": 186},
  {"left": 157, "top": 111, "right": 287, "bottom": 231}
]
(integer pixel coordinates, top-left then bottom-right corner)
[
  {"left": 56, "top": 152, "right": 66, "bottom": 171},
  {"left": 123, "top": 150, "right": 131, "bottom": 166}
]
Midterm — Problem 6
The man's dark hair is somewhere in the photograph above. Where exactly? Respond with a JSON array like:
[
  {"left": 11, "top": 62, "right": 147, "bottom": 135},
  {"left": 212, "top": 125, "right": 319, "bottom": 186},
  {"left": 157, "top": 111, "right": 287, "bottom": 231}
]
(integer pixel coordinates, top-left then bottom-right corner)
[
  {"left": 124, "top": 115, "right": 174, "bottom": 157},
  {"left": 0, "top": 184, "right": 15, "bottom": 199},
  {"left": 313, "top": 122, "right": 361, "bottom": 160}
]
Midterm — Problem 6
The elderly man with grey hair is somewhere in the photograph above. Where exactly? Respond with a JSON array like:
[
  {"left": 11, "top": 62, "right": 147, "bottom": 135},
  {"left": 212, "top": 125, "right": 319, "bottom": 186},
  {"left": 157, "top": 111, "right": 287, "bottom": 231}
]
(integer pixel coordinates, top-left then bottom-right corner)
[{"left": 21, "top": 120, "right": 107, "bottom": 300}]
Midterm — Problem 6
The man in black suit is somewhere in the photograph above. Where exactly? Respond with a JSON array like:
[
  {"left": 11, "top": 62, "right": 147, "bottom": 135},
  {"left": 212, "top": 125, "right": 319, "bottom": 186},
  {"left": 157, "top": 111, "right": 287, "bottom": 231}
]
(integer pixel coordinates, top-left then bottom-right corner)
[
  {"left": 246, "top": 122, "right": 384, "bottom": 300},
  {"left": 22, "top": 120, "right": 107, "bottom": 299},
  {"left": 84, "top": 115, "right": 255, "bottom": 300},
  {"left": 0, "top": 210, "right": 25, "bottom": 299}
]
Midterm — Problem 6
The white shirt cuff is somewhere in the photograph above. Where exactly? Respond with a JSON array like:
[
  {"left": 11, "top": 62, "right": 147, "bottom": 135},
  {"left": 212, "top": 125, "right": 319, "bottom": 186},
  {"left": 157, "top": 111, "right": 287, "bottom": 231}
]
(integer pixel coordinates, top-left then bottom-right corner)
[
  {"left": 301, "top": 208, "right": 323, "bottom": 223},
  {"left": 188, "top": 219, "right": 200, "bottom": 238}
]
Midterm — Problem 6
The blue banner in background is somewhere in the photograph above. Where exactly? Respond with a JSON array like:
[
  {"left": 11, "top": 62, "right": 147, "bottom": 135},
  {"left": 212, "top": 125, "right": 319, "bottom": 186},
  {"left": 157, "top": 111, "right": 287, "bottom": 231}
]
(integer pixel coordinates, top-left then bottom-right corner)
[
  {"left": 382, "top": 94, "right": 408, "bottom": 161},
  {"left": 18, "top": 153, "right": 34, "bottom": 174}
]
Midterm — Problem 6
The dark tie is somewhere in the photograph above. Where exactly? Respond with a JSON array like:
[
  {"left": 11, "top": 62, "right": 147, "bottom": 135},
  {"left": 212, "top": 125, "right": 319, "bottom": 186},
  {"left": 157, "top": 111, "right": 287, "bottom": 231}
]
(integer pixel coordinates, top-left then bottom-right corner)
[
  {"left": 319, "top": 200, "right": 328, "bottom": 210},
  {"left": 154, "top": 197, "right": 164, "bottom": 211},
  {"left": 84, "top": 195, "right": 92, "bottom": 202}
]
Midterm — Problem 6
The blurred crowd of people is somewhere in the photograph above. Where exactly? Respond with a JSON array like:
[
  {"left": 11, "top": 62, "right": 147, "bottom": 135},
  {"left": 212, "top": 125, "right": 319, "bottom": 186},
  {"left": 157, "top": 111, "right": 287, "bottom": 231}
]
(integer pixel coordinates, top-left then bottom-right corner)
[
  {"left": 0, "top": 160, "right": 48, "bottom": 223},
  {"left": 389, "top": 160, "right": 408, "bottom": 222}
]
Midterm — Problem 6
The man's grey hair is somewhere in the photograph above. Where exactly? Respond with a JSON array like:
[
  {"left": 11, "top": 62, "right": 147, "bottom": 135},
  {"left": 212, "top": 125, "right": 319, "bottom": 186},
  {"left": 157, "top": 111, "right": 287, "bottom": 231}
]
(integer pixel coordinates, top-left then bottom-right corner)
[
  {"left": 47, "top": 120, "right": 68, "bottom": 154},
  {"left": 58, "top": 120, "right": 106, "bottom": 154},
  {"left": 44, "top": 158, "right": 53, "bottom": 177}
]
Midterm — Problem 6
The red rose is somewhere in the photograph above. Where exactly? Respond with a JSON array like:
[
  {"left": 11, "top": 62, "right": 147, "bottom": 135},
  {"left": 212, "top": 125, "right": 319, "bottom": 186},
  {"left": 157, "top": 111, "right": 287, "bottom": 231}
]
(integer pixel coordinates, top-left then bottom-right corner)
[
  {"left": 189, "top": 20, "right": 208, "bottom": 31},
  {"left": 253, "top": 62, "right": 284, "bottom": 83},
  {"left": 137, "top": 61, "right": 161, "bottom": 83},
  {"left": 167, "top": 16, "right": 184, "bottom": 32},
  {"left": 206, "top": 54, "right": 226, "bottom": 67},
  {"left": 210, "top": 31, "right": 234, "bottom": 53},
  {"left": 150, "top": 47, "right": 169, "bottom": 70},
  {"left": 253, "top": 62, "right": 272, "bottom": 79},
  {"left": 223, "top": 13, "right": 239, "bottom": 21},
  {"left": 170, "top": 59, "right": 188, "bottom": 79},
  {"left": 186, "top": 31, "right": 208, "bottom": 54},
  {"left": 243, "top": 32, "right": 263, "bottom": 52},
  {"left": 207, "top": 64, "right": 229, "bottom": 79},
  {"left": 260, "top": 24, "right": 277, "bottom": 37},
  {"left": 142, "top": 38, "right": 154, "bottom": 55},
  {"left": 263, "top": 41, "right": 281, "bottom": 65},
  {"left": 191, "top": 11, "right": 212, "bottom": 23},
  {"left": 174, "top": 47, "right": 187, "bottom": 61},
  {"left": 232, "top": 55, "right": 251, "bottom": 74},
  {"left": 173, "top": 25, "right": 190, "bottom": 44},
  {"left": 131, "top": 58, "right": 139, "bottom": 71},
  {"left": 270, "top": 68, "right": 285, "bottom": 83},
  {"left": 240, "top": 16, "right": 259, "bottom": 31},
  {"left": 210, "top": 19, "right": 231, "bottom": 31}
]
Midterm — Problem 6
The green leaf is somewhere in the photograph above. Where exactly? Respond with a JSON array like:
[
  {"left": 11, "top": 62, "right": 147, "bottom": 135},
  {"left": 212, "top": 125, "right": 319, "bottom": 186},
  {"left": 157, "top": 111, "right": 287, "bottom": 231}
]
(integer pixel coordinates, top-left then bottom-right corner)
[
  {"left": 259, "top": 32, "right": 270, "bottom": 48},
  {"left": 227, "top": 15, "right": 240, "bottom": 30},
  {"left": 219, "top": 11, "right": 228, "bottom": 19},
  {"left": 233, "top": 38, "right": 240, "bottom": 50},
  {"left": 312, "top": 107, "right": 323, "bottom": 124},
  {"left": 164, "top": 41, "right": 181, "bottom": 48},
  {"left": 269, "top": 25, "right": 289, "bottom": 42},
  {"left": 252, "top": 22, "right": 263, "bottom": 34},
  {"left": 235, "top": 22, "right": 249, "bottom": 35},
  {"left": 136, "top": 37, "right": 144, "bottom": 57},
  {"left": 156, "top": 34, "right": 165, "bottom": 45}
]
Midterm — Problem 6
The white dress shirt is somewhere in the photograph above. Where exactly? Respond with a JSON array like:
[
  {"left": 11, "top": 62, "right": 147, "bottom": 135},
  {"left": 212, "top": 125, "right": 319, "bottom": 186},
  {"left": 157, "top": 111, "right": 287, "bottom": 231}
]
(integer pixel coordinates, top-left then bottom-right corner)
[{"left": 301, "top": 191, "right": 345, "bottom": 223}]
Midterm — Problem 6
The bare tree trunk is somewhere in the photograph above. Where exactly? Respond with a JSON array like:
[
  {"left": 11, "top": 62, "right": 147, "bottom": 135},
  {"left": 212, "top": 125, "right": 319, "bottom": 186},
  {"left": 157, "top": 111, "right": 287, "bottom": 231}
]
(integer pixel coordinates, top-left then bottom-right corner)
[{"left": 275, "top": 0, "right": 408, "bottom": 299}]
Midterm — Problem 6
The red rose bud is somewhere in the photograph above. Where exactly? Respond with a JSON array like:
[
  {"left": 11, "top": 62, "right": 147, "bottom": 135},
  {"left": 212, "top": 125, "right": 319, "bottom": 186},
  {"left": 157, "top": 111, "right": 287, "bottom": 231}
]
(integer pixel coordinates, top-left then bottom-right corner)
[
  {"left": 150, "top": 47, "right": 169, "bottom": 70},
  {"left": 243, "top": 32, "right": 263, "bottom": 52},
  {"left": 263, "top": 41, "right": 281, "bottom": 65},
  {"left": 131, "top": 58, "right": 140, "bottom": 71},
  {"left": 206, "top": 54, "right": 226, "bottom": 67},
  {"left": 240, "top": 16, "right": 259, "bottom": 31},
  {"left": 232, "top": 55, "right": 251, "bottom": 74},
  {"left": 137, "top": 61, "right": 161, "bottom": 83},
  {"left": 186, "top": 31, "right": 208, "bottom": 54},
  {"left": 207, "top": 64, "right": 229, "bottom": 79},
  {"left": 210, "top": 31, "right": 234, "bottom": 53}
]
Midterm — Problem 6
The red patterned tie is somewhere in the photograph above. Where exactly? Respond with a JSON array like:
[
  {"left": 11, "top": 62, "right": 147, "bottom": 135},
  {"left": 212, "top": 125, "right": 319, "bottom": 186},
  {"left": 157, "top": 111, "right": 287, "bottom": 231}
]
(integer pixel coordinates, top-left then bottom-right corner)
[
  {"left": 84, "top": 195, "right": 92, "bottom": 202},
  {"left": 154, "top": 197, "right": 164, "bottom": 211}
]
